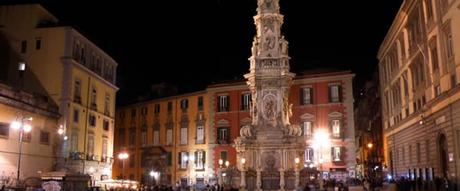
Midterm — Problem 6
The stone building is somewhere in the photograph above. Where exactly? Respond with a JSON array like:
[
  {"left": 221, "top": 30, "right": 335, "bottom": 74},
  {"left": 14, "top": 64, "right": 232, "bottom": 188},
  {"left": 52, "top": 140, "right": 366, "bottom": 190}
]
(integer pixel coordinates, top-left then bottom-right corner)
[
  {"left": 0, "top": 4, "right": 118, "bottom": 184},
  {"left": 0, "top": 29, "right": 60, "bottom": 187},
  {"left": 378, "top": 0, "right": 460, "bottom": 183},
  {"left": 114, "top": 91, "right": 212, "bottom": 187}
]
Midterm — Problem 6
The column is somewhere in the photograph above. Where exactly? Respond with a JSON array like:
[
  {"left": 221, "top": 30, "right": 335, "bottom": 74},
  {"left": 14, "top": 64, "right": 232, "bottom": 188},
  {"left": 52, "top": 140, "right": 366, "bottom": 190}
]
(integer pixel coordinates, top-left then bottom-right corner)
[
  {"left": 295, "top": 167, "right": 300, "bottom": 188},
  {"left": 240, "top": 170, "right": 246, "bottom": 191},
  {"left": 279, "top": 168, "right": 285, "bottom": 191},
  {"left": 256, "top": 168, "right": 262, "bottom": 191}
]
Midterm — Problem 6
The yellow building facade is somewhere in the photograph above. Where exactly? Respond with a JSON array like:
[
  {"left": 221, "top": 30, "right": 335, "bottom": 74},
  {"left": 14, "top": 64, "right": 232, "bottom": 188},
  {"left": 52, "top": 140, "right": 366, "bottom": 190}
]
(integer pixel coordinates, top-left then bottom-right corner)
[
  {"left": 0, "top": 4, "right": 118, "bottom": 184},
  {"left": 378, "top": 0, "right": 460, "bottom": 182},
  {"left": 0, "top": 83, "right": 60, "bottom": 186},
  {"left": 114, "top": 91, "right": 212, "bottom": 187}
]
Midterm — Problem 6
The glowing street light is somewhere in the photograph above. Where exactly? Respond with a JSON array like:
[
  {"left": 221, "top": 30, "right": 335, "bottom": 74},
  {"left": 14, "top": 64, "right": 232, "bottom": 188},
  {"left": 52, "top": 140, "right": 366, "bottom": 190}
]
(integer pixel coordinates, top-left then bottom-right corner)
[
  {"left": 312, "top": 129, "right": 330, "bottom": 190},
  {"left": 118, "top": 152, "right": 129, "bottom": 187},
  {"left": 10, "top": 114, "right": 33, "bottom": 186},
  {"left": 367, "top": 143, "right": 373, "bottom": 149},
  {"left": 225, "top": 161, "right": 230, "bottom": 168}
]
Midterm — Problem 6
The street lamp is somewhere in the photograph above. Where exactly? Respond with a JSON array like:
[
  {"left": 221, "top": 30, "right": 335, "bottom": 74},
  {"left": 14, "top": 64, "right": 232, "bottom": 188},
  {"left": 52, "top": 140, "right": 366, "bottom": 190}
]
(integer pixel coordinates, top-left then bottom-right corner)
[
  {"left": 218, "top": 159, "right": 224, "bottom": 187},
  {"left": 118, "top": 152, "right": 129, "bottom": 188},
  {"left": 313, "top": 129, "right": 330, "bottom": 190},
  {"left": 149, "top": 170, "right": 160, "bottom": 186},
  {"left": 367, "top": 143, "right": 373, "bottom": 149},
  {"left": 10, "top": 115, "right": 33, "bottom": 187},
  {"left": 295, "top": 157, "right": 300, "bottom": 188}
]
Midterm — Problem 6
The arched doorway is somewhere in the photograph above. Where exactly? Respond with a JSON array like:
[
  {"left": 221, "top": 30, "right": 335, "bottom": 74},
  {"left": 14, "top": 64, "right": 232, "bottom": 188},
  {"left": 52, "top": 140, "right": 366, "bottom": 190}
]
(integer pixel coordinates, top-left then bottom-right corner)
[{"left": 438, "top": 134, "right": 449, "bottom": 178}]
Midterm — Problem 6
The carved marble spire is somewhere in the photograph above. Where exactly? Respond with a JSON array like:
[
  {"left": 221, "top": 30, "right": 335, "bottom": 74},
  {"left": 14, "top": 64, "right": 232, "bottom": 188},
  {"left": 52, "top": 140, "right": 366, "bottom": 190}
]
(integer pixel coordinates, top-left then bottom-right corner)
[{"left": 244, "top": 0, "right": 296, "bottom": 133}]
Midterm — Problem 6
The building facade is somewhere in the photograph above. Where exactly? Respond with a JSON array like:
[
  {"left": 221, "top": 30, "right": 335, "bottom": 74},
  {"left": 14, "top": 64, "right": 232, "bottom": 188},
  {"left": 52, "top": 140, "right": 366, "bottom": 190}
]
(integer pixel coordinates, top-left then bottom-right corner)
[
  {"left": 114, "top": 91, "right": 212, "bottom": 187},
  {"left": 378, "top": 0, "right": 460, "bottom": 184},
  {"left": 115, "top": 70, "right": 357, "bottom": 188},
  {"left": 354, "top": 73, "right": 383, "bottom": 179},
  {"left": 0, "top": 4, "right": 118, "bottom": 184},
  {"left": 0, "top": 82, "right": 60, "bottom": 187}
]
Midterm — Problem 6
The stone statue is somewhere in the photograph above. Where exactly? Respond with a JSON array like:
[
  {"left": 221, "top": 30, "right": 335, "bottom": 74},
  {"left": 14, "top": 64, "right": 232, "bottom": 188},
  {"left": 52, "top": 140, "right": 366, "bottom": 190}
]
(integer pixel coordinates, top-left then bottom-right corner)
[
  {"left": 264, "top": 99, "right": 275, "bottom": 120},
  {"left": 251, "top": 37, "right": 258, "bottom": 56},
  {"left": 285, "top": 124, "right": 302, "bottom": 136},
  {"left": 264, "top": 35, "right": 276, "bottom": 50},
  {"left": 264, "top": 0, "right": 274, "bottom": 11},
  {"left": 280, "top": 35, "right": 288, "bottom": 55},
  {"left": 240, "top": 124, "right": 253, "bottom": 138}
]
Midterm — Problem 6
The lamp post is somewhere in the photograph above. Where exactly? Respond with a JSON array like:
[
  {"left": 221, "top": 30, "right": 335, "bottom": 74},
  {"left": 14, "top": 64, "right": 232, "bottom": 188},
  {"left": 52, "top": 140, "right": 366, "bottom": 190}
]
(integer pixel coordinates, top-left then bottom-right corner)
[
  {"left": 10, "top": 115, "right": 33, "bottom": 187},
  {"left": 218, "top": 159, "right": 223, "bottom": 187},
  {"left": 224, "top": 160, "right": 230, "bottom": 186},
  {"left": 295, "top": 157, "right": 300, "bottom": 188},
  {"left": 118, "top": 152, "right": 129, "bottom": 189},
  {"left": 240, "top": 158, "right": 246, "bottom": 191},
  {"left": 367, "top": 142, "right": 373, "bottom": 178},
  {"left": 313, "top": 129, "right": 330, "bottom": 191}
]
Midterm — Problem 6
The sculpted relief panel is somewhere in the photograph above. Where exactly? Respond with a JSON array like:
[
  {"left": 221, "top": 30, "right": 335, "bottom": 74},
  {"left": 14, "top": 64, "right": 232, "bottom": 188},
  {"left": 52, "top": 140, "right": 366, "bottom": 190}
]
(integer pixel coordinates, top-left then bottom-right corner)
[{"left": 262, "top": 92, "right": 277, "bottom": 121}]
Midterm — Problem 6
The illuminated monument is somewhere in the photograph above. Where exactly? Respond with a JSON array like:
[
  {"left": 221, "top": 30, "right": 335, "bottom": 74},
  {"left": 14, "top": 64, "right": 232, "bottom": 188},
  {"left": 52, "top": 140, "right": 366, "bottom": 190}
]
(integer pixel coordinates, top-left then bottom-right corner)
[{"left": 234, "top": 0, "right": 305, "bottom": 190}]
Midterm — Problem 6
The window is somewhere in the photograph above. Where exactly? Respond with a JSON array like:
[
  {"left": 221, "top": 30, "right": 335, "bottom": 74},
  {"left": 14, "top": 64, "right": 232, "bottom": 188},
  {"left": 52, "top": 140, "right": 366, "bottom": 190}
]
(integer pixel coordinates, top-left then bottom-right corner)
[
  {"left": 301, "top": 88, "right": 313, "bottom": 105},
  {"left": 179, "top": 152, "right": 188, "bottom": 169},
  {"left": 167, "top": 152, "right": 172, "bottom": 166},
  {"left": 73, "top": 109, "right": 79, "bottom": 123},
  {"left": 430, "top": 43, "right": 439, "bottom": 71},
  {"left": 74, "top": 80, "right": 81, "bottom": 103},
  {"left": 329, "top": 85, "right": 341, "bottom": 103},
  {"left": 180, "top": 99, "right": 188, "bottom": 111},
  {"left": 40, "top": 131, "right": 50, "bottom": 145},
  {"left": 435, "top": 85, "right": 441, "bottom": 97},
  {"left": 167, "top": 102, "right": 173, "bottom": 113},
  {"left": 91, "top": 87, "right": 97, "bottom": 109},
  {"left": 180, "top": 127, "right": 188, "bottom": 145},
  {"left": 35, "top": 38, "right": 41, "bottom": 50},
  {"left": 129, "top": 154, "right": 135, "bottom": 167},
  {"left": 305, "top": 148, "right": 314, "bottom": 162},
  {"left": 141, "top": 129, "right": 147, "bottom": 146},
  {"left": 104, "top": 94, "right": 110, "bottom": 115},
  {"left": 118, "top": 129, "right": 125, "bottom": 147},
  {"left": 102, "top": 138, "right": 108, "bottom": 159},
  {"left": 217, "top": 127, "right": 229, "bottom": 144},
  {"left": 89, "top": 114, "right": 96, "bottom": 127},
  {"left": 166, "top": 129, "right": 173, "bottom": 145},
  {"left": 0, "top": 123, "right": 9, "bottom": 138},
  {"left": 303, "top": 121, "right": 313, "bottom": 138},
  {"left": 447, "top": 32, "right": 454, "bottom": 59},
  {"left": 140, "top": 107, "right": 148, "bottom": 116},
  {"left": 154, "top": 104, "right": 160, "bottom": 114},
  {"left": 241, "top": 93, "right": 251, "bottom": 110},
  {"left": 22, "top": 132, "right": 31, "bottom": 142},
  {"left": 87, "top": 134, "right": 94, "bottom": 156},
  {"left": 331, "top": 119, "right": 341, "bottom": 138},
  {"left": 332, "top": 147, "right": 341, "bottom": 161},
  {"left": 129, "top": 129, "right": 136, "bottom": 147},
  {"left": 196, "top": 123, "right": 205, "bottom": 144},
  {"left": 20, "top": 41, "right": 27, "bottom": 53},
  {"left": 198, "top": 96, "right": 204, "bottom": 111},
  {"left": 103, "top": 120, "right": 109, "bottom": 131},
  {"left": 195, "top": 150, "right": 205, "bottom": 170},
  {"left": 220, "top": 151, "right": 228, "bottom": 161},
  {"left": 153, "top": 130, "right": 160, "bottom": 145},
  {"left": 218, "top": 95, "right": 229, "bottom": 112},
  {"left": 131, "top": 109, "right": 136, "bottom": 117},
  {"left": 71, "top": 132, "right": 78, "bottom": 152}
]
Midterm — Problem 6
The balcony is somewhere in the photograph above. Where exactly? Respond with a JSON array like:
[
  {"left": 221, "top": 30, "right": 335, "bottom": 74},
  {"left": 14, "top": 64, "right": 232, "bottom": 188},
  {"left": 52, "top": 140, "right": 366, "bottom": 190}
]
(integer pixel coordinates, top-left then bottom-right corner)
[
  {"left": 69, "top": 151, "right": 85, "bottom": 160},
  {"left": 217, "top": 139, "right": 230, "bottom": 144},
  {"left": 86, "top": 154, "right": 99, "bottom": 161}
]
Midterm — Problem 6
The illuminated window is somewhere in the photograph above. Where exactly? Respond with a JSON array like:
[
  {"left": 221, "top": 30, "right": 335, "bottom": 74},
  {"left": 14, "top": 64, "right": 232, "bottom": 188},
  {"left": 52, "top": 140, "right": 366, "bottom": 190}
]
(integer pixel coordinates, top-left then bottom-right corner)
[
  {"left": 303, "top": 121, "right": 313, "bottom": 138},
  {"left": 218, "top": 95, "right": 229, "bottom": 112},
  {"left": 332, "top": 147, "right": 341, "bottom": 161},
  {"left": 301, "top": 88, "right": 313, "bottom": 105},
  {"left": 331, "top": 119, "right": 341, "bottom": 138},
  {"left": 305, "top": 148, "right": 314, "bottom": 162}
]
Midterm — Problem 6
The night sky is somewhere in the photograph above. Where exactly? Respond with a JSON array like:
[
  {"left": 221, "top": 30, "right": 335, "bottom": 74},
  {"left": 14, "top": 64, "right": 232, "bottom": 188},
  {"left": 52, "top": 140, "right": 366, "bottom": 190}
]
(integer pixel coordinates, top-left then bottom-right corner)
[{"left": 23, "top": 0, "right": 403, "bottom": 104}]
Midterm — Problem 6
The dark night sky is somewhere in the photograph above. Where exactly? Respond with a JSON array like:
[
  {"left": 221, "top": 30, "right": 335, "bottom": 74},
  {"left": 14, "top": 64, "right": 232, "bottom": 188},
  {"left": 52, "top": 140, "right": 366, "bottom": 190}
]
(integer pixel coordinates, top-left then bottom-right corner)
[{"left": 33, "top": 0, "right": 402, "bottom": 105}]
